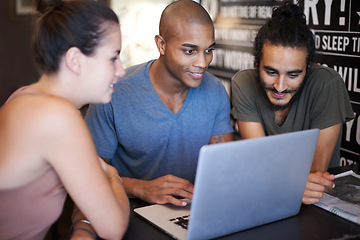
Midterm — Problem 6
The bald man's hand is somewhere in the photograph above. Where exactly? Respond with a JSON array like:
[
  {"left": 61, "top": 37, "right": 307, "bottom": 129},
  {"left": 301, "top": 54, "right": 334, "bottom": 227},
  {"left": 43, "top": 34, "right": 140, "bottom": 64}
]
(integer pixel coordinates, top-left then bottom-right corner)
[
  {"left": 302, "top": 172, "right": 335, "bottom": 204},
  {"left": 122, "top": 174, "right": 194, "bottom": 206}
]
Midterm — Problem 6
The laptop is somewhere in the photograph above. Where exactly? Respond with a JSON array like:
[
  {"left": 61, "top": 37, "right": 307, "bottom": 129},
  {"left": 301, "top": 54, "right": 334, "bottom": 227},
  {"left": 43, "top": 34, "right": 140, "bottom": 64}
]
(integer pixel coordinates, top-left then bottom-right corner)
[{"left": 134, "top": 129, "right": 319, "bottom": 240}]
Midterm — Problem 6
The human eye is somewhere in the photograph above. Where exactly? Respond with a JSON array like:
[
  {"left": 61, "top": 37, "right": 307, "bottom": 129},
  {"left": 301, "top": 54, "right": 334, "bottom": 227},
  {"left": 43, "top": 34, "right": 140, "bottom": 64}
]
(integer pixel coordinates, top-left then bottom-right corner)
[
  {"left": 263, "top": 67, "right": 277, "bottom": 76},
  {"left": 111, "top": 55, "right": 119, "bottom": 63},
  {"left": 205, "top": 48, "right": 214, "bottom": 54},
  {"left": 184, "top": 49, "right": 195, "bottom": 55},
  {"left": 266, "top": 69, "right": 277, "bottom": 76},
  {"left": 288, "top": 71, "right": 302, "bottom": 79},
  {"left": 289, "top": 73, "right": 300, "bottom": 78}
]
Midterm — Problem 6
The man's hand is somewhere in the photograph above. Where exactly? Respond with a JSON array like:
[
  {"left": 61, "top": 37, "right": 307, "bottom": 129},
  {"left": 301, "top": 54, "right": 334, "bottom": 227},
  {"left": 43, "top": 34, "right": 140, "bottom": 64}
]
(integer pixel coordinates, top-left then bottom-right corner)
[
  {"left": 124, "top": 174, "right": 194, "bottom": 206},
  {"left": 302, "top": 172, "right": 335, "bottom": 204}
]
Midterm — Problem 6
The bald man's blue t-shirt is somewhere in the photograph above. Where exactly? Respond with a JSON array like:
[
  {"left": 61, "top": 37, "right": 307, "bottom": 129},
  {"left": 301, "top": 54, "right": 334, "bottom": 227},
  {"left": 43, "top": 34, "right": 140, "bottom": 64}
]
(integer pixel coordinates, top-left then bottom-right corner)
[{"left": 85, "top": 60, "right": 233, "bottom": 183}]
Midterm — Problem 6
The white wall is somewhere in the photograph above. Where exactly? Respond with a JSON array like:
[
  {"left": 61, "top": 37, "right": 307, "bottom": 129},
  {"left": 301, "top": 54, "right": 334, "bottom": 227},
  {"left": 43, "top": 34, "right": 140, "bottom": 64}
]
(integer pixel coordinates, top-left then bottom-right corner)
[
  {"left": 111, "top": 0, "right": 200, "bottom": 68},
  {"left": 111, "top": 0, "right": 170, "bottom": 68}
]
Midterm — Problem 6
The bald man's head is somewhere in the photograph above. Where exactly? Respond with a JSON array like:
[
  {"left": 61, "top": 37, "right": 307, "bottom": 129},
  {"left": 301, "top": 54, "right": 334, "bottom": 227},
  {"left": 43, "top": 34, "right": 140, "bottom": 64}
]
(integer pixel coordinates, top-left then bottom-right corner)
[{"left": 159, "top": 0, "right": 214, "bottom": 40}]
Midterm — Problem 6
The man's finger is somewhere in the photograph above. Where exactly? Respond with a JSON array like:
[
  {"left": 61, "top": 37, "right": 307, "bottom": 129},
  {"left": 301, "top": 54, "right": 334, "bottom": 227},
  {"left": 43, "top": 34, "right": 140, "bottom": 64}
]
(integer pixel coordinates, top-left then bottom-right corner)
[
  {"left": 309, "top": 173, "right": 335, "bottom": 189},
  {"left": 166, "top": 196, "right": 189, "bottom": 207}
]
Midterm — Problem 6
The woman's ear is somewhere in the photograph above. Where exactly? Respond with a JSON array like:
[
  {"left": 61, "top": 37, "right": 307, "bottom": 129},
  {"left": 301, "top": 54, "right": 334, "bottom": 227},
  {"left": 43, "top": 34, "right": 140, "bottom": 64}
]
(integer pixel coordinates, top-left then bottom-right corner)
[
  {"left": 155, "top": 35, "right": 166, "bottom": 56},
  {"left": 64, "top": 47, "right": 82, "bottom": 74}
]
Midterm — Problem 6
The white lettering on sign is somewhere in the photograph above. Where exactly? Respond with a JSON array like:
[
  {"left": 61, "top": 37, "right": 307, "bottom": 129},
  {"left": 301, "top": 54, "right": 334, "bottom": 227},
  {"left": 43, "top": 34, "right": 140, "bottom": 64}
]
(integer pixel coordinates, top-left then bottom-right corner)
[
  {"left": 344, "top": 112, "right": 359, "bottom": 145},
  {"left": 340, "top": 157, "right": 358, "bottom": 166},
  {"left": 352, "top": 37, "right": 360, "bottom": 53},
  {"left": 320, "top": 35, "right": 350, "bottom": 52},
  {"left": 324, "top": 0, "right": 333, "bottom": 25},
  {"left": 219, "top": 5, "right": 272, "bottom": 19},
  {"left": 304, "top": 0, "right": 348, "bottom": 26},
  {"left": 211, "top": 49, "right": 253, "bottom": 71},
  {"left": 215, "top": 29, "right": 252, "bottom": 42},
  {"left": 304, "top": 0, "right": 320, "bottom": 25},
  {"left": 344, "top": 111, "right": 355, "bottom": 142},
  {"left": 334, "top": 66, "right": 359, "bottom": 93}
]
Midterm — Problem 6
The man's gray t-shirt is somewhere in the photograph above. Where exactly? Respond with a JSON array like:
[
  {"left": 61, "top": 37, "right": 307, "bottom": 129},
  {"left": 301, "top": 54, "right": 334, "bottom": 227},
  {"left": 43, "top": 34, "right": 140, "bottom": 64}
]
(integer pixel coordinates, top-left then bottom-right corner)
[{"left": 231, "top": 64, "right": 354, "bottom": 168}]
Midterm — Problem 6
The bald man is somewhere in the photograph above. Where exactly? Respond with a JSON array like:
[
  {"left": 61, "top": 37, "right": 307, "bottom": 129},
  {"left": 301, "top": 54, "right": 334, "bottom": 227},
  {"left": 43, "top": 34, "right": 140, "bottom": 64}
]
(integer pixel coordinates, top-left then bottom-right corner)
[{"left": 85, "top": 0, "right": 234, "bottom": 206}]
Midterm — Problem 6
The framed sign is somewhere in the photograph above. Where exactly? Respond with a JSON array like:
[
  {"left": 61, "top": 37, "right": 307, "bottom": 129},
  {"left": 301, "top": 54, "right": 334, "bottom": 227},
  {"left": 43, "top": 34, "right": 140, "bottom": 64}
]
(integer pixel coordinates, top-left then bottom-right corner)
[{"left": 15, "top": 0, "right": 36, "bottom": 15}]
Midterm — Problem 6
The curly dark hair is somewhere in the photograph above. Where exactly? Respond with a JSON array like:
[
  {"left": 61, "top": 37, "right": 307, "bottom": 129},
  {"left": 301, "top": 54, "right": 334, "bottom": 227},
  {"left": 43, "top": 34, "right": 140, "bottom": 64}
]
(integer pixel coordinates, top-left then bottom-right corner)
[{"left": 253, "top": 1, "right": 315, "bottom": 68}]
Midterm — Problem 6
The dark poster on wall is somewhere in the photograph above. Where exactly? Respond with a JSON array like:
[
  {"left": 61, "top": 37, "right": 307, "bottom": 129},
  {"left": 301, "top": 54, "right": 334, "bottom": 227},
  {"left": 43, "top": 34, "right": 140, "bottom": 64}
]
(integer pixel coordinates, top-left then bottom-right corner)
[
  {"left": 201, "top": 0, "right": 281, "bottom": 80},
  {"left": 201, "top": 0, "right": 360, "bottom": 166},
  {"left": 305, "top": 0, "right": 360, "bottom": 165}
]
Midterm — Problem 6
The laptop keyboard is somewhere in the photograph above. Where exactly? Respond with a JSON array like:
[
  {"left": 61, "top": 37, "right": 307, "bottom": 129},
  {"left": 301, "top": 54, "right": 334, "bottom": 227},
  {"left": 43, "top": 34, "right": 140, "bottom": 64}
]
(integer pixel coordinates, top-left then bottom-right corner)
[{"left": 169, "top": 215, "right": 190, "bottom": 229}]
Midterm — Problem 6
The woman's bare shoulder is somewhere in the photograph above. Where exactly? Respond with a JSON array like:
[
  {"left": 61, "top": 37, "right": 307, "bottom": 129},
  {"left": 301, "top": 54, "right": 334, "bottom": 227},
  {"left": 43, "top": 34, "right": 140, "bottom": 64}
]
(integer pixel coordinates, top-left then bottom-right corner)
[
  {"left": 2, "top": 94, "right": 83, "bottom": 132},
  {"left": 0, "top": 95, "right": 84, "bottom": 186}
]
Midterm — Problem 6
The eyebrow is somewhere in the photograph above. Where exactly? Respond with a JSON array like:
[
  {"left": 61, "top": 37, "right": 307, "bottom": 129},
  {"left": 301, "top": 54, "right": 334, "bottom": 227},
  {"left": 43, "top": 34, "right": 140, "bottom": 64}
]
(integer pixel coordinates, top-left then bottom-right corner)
[
  {"left": 287, "top": 69, "right": 303, "bottom": 74},
  {"left": 263, "top": 66, "right": 303, "bottom": 74},
  {"left": 181, "top": 42, "right": 216, "bottom": 49}
]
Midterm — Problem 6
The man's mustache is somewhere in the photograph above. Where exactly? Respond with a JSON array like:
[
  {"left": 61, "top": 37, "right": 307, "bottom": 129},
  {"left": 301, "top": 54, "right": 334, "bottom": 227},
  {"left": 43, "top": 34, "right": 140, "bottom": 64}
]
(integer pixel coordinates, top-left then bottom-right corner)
[{"left": 264, "top": 87, "right": 297, "bottom": 94}]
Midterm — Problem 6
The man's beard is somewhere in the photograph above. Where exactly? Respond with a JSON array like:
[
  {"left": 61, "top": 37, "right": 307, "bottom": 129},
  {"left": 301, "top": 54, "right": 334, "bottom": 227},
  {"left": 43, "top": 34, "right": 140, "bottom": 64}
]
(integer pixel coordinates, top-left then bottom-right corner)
[{"left": 260, "top": 79, "right": 306, "bottom": 112}]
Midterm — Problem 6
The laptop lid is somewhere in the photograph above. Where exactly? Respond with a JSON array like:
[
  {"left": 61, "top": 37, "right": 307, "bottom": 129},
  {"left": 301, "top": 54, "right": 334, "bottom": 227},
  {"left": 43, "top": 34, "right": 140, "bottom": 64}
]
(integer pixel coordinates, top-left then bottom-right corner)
[{"left": 135, "top": 129, "right": 319, "bottom": 240}]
